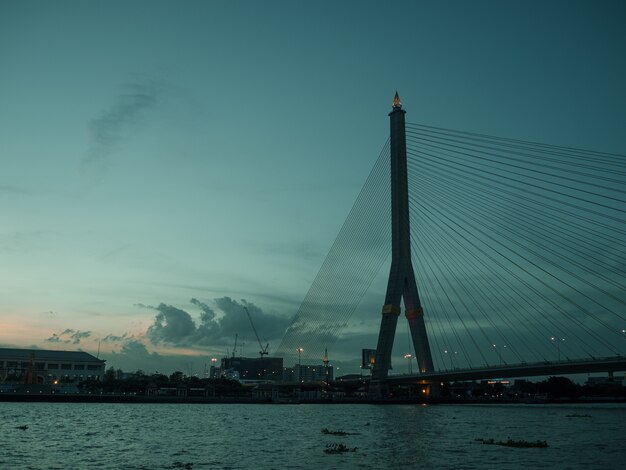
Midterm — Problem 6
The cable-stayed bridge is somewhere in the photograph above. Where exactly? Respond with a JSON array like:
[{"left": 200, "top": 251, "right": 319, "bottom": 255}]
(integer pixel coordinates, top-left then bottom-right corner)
[{"left": 274, "top": 93, "right": 626, "bottom": 395}]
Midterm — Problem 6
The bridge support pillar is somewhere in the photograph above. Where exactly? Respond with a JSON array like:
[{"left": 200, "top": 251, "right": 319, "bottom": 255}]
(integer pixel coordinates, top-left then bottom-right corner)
[
  {"left": 421, "top": 380, "right": 440, "bottom": 399},
  {"left": 370, "top": 93, "right": 434, "bottom": 398}
]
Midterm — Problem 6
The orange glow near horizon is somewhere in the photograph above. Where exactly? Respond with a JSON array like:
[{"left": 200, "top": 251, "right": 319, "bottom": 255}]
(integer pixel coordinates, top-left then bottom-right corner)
[
  {"left": 0, "top": 317, "right": 226, "bottom": 362},
  {"left": 0, "top": 318, "right": 52, "bottom": 347}
]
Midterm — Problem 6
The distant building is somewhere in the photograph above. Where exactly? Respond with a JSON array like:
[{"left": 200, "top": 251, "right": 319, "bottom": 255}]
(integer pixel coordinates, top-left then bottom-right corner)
[
  {"left": 283, "top": 367, "right": 295, "bottom": 382},
  {"left": 294, "top": 364, "right": 334, "bottom": 383},
  {"left": 209, "top": 365, "right": 220, "bottom": 379},
  {"left": 0, "top": 348, "right": 106, "bottom": 384},
  {"left": 220, "top": 356, "right": 283, "bottom": 381},
  {"left": 586, "top": 375, "right": 624, "bottom": 387}
]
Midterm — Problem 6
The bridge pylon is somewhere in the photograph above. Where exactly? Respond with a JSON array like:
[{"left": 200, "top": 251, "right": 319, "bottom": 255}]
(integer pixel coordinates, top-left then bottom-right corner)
[{"left": 370, "top": 93, "right": 434, "bottom": 397}]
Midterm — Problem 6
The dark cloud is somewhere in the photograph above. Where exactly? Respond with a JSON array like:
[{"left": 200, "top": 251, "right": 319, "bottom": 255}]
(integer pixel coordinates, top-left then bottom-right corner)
[
  {"left": 147, "top": 304, "right": 197, "bottom": 344},
  {"left": 46, "top": 329, "right": 92, "bottom": 344},
  {"left": 120, "top": 339, "right": 151, "bottom": 356},
  {"left": 143, "top": 297, "right": 289, "bottom": 351},
  {"left": 81, "top": 80, "right": 162, "bottom": 176},
  {"left": 104, "top": 339, "right": 165, "bottom": 373},
  {"left": 190, "top": 298, "right": 216, "bottom": 322},
  {"left": 103, "top": 339, "right": 208, "bottom": 375},
  {"left": 213, "top": 297, "right": 289, "bottom": 342},
  {"left": 102, "top": 333, "right": 129, "bottom": 343}
]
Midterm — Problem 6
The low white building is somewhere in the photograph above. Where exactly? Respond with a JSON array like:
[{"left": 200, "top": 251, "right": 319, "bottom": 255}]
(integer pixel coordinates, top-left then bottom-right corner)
[{"left": 0, "top": 348, "right": 106, "bottom": 384}]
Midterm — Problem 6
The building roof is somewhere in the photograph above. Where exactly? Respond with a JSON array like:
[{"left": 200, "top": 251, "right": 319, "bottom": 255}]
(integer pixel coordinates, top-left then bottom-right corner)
[{"left": 0, "top": 348, "right": 105, "bottom": 363}]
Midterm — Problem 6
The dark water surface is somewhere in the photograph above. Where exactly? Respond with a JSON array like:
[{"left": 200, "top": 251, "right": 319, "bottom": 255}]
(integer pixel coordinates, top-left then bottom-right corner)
[{"left": 1, "top": 402, "right": 624, "bottom": 469}]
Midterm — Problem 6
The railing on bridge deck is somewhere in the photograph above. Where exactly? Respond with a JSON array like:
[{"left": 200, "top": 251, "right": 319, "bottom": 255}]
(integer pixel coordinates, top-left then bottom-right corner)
[{"left": 386, "top": 355, "right": 626, "bottom": 383}]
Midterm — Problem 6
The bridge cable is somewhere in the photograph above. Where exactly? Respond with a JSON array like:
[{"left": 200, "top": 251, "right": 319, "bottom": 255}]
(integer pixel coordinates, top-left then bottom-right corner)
[
  {"left": 407, "top": 194, "right": 609, "bottom": 358},
  {"left": 408, "top": 164, "right": 617, "bottom": 358},
  {"left": 275, "top": 140, "right": 391, "bottom": 363}
]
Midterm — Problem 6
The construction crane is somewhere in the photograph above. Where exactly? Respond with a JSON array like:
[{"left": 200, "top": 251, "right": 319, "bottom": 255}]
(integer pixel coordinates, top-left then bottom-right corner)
[
  {"left": 231, "top": 333, "right": 238, "bottom": 358},
  {"left": 243, "top": 305, "right": 270, "bottom": 380},
  {"left": 243, "top": 306, "right": 269, "bottom": 358}
]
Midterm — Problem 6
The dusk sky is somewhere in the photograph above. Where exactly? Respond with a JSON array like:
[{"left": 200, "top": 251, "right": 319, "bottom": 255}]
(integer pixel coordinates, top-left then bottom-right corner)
[{"left": 1, "top": 1, "right": 625, "bottom": 375}]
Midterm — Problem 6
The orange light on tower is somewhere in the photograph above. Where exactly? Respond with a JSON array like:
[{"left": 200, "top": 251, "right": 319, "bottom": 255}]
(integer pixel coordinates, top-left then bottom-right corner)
[{"left": 392, "top": 91, "right": 402, "bottom": 109}]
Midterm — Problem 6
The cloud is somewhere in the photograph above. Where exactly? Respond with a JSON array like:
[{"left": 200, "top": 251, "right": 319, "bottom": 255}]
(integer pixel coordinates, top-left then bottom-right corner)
[
  {"left": 143, "top": 297, "right": 289, "bottom": 351},
  {"left": 102, "top": 333, "right": 129, "bottom": 343},
  {"left": 103, "top": 339, "right": 210, "bottom": 375},
  {"left": 104, "top": 339, "right": 165, "bottom": 373},
  {"left": 119, "top": 339, "right": 151, "bottom": 356},
  {"left": 81, "top": 80, "right": 162, "bottom": 176},
  {"left": 46, "top": 329, "right": 92, "bottom": 344},
  {"left": 190, "top": 298, "right": 216, "bottom": 322},
  {"left": 147, "top": 303, "right": 198, "bottom": 345},
  {"left": 213, "top": 297, "right": 289, "bottom": 344}
]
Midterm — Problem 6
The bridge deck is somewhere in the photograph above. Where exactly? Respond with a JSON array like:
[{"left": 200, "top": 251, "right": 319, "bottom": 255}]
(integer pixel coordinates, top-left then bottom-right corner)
[{"left": 387, "top": 356, "right": 626, "bottom": 383}]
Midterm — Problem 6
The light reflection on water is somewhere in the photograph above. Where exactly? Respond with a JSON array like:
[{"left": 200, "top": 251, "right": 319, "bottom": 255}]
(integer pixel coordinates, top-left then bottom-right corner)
[{"left": 1, "top": 402, "right": 624, "bottom": 469}]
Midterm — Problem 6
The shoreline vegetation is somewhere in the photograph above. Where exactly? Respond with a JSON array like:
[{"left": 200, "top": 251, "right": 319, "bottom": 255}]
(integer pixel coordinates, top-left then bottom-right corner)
[
  {"left": 2, "top": 371, "right": 624, "bottom": 404},
  {"left": 1, "top": 390, "right": 625, "bottom": 405}
]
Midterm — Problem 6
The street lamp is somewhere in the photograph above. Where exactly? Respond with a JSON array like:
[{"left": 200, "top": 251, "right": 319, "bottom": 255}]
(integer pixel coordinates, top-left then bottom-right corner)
[
  {"left": 404, "top": 353, "right": 413, "bottom": 374},
  {"left": 210, "top": 357, "right": 217, "bottom": 379},
  {"left": 550, "top": 336, "right": 565, "bottom": 361},
  {"left": 492, "top": 344, "right": 503, "bottom": 366},
  {"left": 296, "top": 347, "right": 304, "bottom": 383},
  {"left": 444, "top": 349, "right": 454, "bottom": 370}
]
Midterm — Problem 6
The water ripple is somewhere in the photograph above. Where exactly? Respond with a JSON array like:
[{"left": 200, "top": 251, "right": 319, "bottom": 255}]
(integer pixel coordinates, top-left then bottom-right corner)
[{"left": 0, "top": 402, "right": 624, "bottom": 469}]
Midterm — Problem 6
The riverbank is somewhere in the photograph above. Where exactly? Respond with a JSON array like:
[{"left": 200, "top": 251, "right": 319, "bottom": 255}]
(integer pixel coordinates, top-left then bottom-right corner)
[{"left": 2, "top": 392, "right": 626, "bottom": 405}]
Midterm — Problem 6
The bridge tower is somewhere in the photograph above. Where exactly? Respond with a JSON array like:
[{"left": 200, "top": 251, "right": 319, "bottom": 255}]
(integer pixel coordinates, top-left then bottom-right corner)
[{"left": 371, "top": 93, "right": 434, "bottom": 396}]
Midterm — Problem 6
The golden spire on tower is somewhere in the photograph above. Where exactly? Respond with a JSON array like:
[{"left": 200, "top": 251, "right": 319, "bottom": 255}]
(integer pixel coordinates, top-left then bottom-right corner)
[{"left": 392, "top": 91, "right": 402, "bottom": 109}]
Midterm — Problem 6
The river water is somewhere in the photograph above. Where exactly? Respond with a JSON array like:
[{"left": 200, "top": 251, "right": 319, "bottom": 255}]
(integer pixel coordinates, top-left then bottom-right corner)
[{"left": 1, "top": 402, "right": 624, "bottom": 469}]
